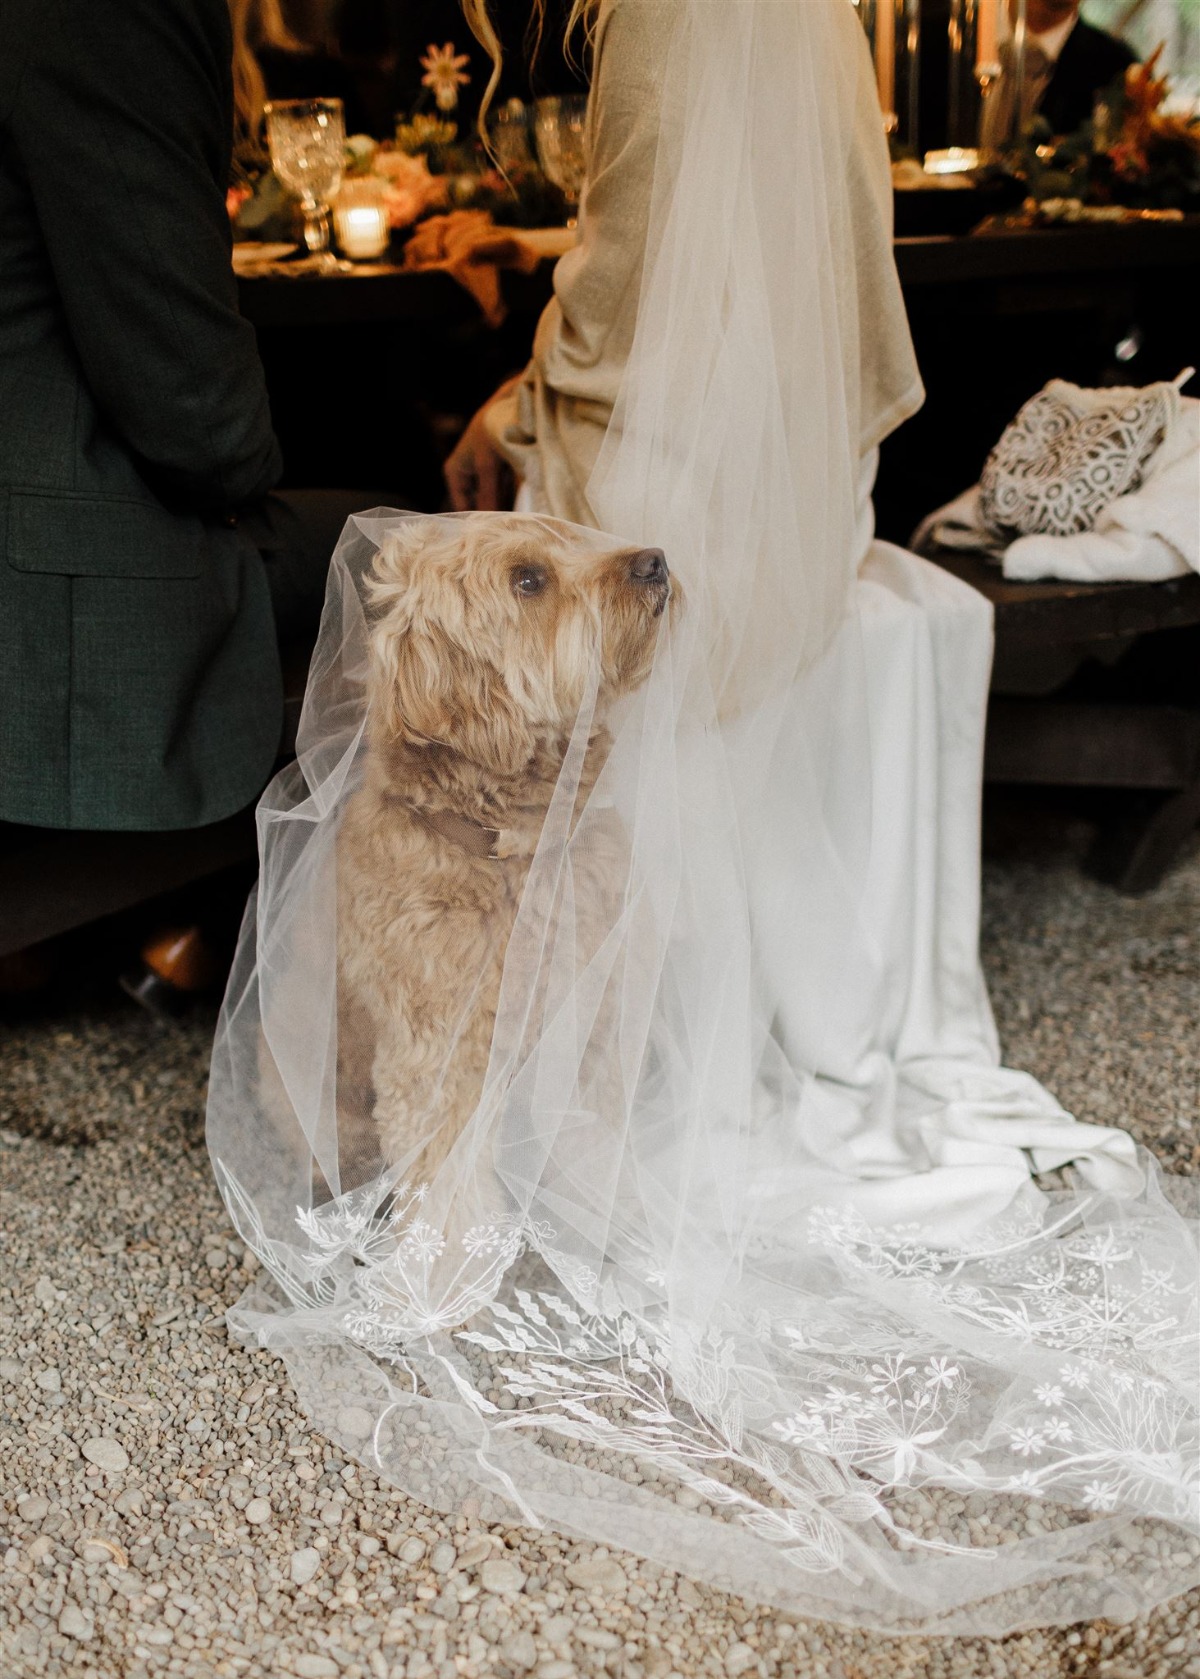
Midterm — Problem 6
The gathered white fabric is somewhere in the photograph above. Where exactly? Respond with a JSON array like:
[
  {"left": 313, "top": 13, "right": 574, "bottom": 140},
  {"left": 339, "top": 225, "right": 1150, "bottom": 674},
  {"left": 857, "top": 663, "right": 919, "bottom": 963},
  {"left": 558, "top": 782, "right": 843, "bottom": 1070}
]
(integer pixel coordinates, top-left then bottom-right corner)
[
  {"left": 208, "top": 0, "right": 1199, "bottom": 1636},
  {"left": 915, "top": 390, "right": 1199, "bottom": 584},
  {"left": 1004, "top": 398, "right": 1199, "bottom": 582}
]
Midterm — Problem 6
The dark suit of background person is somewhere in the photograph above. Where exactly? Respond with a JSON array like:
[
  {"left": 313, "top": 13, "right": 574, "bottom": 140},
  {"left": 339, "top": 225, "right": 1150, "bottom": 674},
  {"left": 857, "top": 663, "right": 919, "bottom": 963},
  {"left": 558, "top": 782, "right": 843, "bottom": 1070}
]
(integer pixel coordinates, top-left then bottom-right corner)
[
  {"left": 1038, "top": 15, "right": 1135, "bottom": 137},
  {"left": 918, "top": 1, "right": 1135, "bottom": 152},
  {"left": 0, "top": 0, "right": 367, "bottom": 835}
]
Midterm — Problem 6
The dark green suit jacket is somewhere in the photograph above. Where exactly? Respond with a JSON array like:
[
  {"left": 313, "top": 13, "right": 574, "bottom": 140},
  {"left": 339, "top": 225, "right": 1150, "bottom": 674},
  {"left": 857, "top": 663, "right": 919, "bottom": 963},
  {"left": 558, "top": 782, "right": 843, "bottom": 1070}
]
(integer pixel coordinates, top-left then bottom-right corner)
[{"left": 0, "top": 0, "right": 285, "bottom": 830}]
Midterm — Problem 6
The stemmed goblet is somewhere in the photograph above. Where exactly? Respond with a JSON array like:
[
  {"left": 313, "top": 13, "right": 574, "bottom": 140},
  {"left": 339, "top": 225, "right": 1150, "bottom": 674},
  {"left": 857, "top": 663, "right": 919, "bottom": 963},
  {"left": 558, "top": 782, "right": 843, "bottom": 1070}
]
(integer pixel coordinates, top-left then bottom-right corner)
[
  {"left": 265, "top": 98, "right": 346, "bottom": 269},
  {"left": 533, "top": 95, "right": 588, "bottom": 228},
  {"left": 491, "top": 98, "right": 534, "bottom": 173}
]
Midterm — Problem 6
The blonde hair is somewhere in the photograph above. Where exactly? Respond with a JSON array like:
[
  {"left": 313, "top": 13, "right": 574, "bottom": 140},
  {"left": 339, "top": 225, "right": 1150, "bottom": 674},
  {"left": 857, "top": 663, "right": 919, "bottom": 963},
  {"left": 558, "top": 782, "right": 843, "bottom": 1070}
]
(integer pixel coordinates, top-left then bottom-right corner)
[
  {"left": 229, "top": 0, "right": 310, "bottom": 143},
  {"left": 458, "top": 0, "right": 599, "bottom": 137}
]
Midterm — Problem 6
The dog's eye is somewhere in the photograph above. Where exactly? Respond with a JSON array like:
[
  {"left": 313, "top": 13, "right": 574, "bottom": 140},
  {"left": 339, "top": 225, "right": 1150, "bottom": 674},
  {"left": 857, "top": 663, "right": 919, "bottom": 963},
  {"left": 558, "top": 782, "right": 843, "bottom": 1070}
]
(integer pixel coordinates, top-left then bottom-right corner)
[{"left": 511, "top": 565, "right": 548, "bottom": 598}]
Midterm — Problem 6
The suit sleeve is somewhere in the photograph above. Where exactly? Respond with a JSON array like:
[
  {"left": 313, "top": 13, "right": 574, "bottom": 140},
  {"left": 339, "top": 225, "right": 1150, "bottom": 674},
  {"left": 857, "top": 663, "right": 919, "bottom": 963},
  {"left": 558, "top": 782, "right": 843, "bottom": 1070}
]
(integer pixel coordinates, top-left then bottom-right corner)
[{"left": 10, "top": 0, "right": 282, "bottom": 514}]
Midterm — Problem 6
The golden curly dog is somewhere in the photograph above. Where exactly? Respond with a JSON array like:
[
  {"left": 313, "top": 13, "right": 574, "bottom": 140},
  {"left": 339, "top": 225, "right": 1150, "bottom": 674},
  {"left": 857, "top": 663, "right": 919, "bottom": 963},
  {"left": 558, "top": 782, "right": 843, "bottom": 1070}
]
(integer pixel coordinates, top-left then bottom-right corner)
[{"left": 334, "top": 513, "right": 675, "bottom": 1192}]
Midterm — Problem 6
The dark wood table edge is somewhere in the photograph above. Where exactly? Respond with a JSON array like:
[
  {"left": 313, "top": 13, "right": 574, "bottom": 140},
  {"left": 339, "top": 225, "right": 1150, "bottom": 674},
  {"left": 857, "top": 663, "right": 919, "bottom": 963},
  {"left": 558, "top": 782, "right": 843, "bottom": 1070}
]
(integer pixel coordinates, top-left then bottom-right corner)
[
  {"left": 893, "top": 219, "right": 1200, "bottom": 286},
  {"left": 236, "top": 219, "right": 1200, "bottom": 325},
  {"left": 926, "top": 547, "right": 1200, "bottom": 651}
]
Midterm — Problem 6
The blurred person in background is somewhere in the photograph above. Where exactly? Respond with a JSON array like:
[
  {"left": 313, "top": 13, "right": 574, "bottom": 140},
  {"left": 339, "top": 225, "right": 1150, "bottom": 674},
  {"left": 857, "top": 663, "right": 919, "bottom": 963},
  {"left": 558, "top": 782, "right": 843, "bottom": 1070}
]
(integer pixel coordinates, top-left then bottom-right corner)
[
  {"left": 980, "top": 0, "right": 1136, "bottom": 148},
  {"left": 0, "top": 0, "right": 396, "bottom": 998},
  {"left": 1023, "top": 0, "right": 1136, "bottom": 135}
]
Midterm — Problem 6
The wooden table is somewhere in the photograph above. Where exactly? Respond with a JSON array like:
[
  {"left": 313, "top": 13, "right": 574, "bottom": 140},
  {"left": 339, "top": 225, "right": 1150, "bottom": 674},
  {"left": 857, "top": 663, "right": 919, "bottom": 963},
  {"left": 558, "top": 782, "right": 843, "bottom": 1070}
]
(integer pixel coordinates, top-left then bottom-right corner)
[
  {"left": 892, "top": 219, "right": 1200, "bottom": 288},
  {"left": 235, "top": 220, "right": 1200, "bottom": 327},
  {"left": 237, "top": 257, "right": 540, "bottom": 503},
  {"left": 237, "top": 262, "right": 476, "bottom": 329},
  {"left": 237, "top": 218, "right": 1200, "bottom": 527}
]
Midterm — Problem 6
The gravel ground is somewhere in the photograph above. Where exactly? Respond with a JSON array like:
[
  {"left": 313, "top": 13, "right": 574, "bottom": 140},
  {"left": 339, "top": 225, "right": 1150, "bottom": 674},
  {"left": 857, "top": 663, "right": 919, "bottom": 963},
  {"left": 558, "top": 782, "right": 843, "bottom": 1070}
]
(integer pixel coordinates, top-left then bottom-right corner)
[{"left": 2, "top": 799, "right": 1198, "bottom": 1679}]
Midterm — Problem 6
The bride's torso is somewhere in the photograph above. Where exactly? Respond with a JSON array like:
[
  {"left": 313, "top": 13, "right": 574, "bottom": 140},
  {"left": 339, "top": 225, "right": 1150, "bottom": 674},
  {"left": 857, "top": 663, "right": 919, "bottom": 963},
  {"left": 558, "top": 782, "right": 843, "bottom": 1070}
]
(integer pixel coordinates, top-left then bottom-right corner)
[{"left": 496, "top": 0, "right": 922, "bottom": 535}]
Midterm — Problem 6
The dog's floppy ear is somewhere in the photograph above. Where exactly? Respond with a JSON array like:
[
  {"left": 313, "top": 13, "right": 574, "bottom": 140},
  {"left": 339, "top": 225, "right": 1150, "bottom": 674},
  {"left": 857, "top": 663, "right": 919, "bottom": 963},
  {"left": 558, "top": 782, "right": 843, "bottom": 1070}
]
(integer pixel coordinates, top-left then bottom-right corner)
[{"left": 366, "top": 527, "right": 537, "bottom": 777}]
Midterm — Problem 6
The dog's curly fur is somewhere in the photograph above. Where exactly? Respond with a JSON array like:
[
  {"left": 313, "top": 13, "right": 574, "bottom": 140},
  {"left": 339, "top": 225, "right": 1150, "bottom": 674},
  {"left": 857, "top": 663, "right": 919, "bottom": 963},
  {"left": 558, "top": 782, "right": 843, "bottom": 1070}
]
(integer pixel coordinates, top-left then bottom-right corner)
[{"left": 334, "top": 513, "right": 674, "bottom": 1191}]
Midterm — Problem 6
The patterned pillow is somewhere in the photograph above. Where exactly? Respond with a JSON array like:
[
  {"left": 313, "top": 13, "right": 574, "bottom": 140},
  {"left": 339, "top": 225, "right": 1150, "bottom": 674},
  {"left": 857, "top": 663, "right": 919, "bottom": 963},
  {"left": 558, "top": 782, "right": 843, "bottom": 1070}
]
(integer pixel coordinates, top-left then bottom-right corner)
[{"left": 979, "top": 377, "right": 1183, "bottom": 543}]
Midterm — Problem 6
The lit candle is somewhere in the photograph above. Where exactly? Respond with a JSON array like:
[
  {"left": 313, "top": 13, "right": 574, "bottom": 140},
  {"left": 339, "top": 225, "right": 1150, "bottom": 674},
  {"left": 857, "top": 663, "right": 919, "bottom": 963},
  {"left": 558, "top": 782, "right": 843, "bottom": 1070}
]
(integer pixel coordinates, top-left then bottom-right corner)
[
  {"left": 335, "top": 203, "right": 389, "bottom": 260},
  {"left": 924, "top": 146, "right": 980, "bottom": 173},
  {"left": 333, "top": 189, "right": 389, "bottom": 260}
]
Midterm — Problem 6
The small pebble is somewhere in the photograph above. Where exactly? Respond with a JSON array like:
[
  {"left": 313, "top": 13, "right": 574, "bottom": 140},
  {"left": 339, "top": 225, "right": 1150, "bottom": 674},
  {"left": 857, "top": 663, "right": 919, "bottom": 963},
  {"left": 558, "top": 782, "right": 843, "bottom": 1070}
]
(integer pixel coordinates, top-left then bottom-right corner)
[
  {"left": 566, "top": 1555, "right": 627, "bottom": 1595},
  {"left": 80, "top": 1437, "right": 129, "bottom": 1474},
  {"left": 290, "top": 1657, "right": 339, "bottom": 1679},
  {"left": 245, "top": 1497, "right": 272, "bottom": 1525},
  {"left": 78, "top": 1537, "right": 128, "bottom": 1566},
  {"left": 430, "top": 1541, "right": 457, "bottom": 1574},
  {"left": 57, "top": 1604, "right": 92, "bottom": 1641},
  {"left": 500, "top": 1629, "right": 538, "bottom": 1670},
  {"left": 290, "top": 1547, "right": 322, "bottom": 1585},
  {"left": 577, "top": 1627, "right": 622, "bottom": 1650},
  {"left": 337, "top": 1405, "right": 373, "bottom": 1439},
  {"left": 725, "top": 1642, "right": 758, "bottom": 1676},
  {"left": 35, "top": 1367, "right": 61, "bottom": 1392},
  {"left": 400, "top": 1536, "right": 427, "bottom": 1564},
  {"left": 480, "top": 1557, "right": 526, "bottom": 1595},
  {"left": 457, "top": 1535, "right": 495, "bottom": 1569},
  {"left": 17, "top": 1495, "right": 49, "bottom": 1523}
]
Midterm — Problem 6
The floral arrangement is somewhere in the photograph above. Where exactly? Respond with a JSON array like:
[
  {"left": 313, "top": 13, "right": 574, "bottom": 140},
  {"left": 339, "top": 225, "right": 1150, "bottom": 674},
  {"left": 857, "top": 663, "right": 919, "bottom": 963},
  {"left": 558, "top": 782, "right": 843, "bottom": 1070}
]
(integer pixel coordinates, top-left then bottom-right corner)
[
  {"left": 386, "top": 43, "right": 568, "bottom": 228},
  {"left": 456, "top": 162, "right": 568, "bottom": 228},
  {"left": 230, "top": 39, "right": 571, "bottom": 243},
  {"left": 1015, "top": 47, "right": 1200, "bottom": 214}
]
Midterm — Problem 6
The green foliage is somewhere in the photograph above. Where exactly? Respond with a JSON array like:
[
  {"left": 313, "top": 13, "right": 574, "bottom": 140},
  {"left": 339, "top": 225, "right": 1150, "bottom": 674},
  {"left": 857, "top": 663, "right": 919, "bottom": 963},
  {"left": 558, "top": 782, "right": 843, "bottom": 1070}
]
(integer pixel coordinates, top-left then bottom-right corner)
[{"left": 1011, "top": 68, "right": 1200, "bottom": 210}]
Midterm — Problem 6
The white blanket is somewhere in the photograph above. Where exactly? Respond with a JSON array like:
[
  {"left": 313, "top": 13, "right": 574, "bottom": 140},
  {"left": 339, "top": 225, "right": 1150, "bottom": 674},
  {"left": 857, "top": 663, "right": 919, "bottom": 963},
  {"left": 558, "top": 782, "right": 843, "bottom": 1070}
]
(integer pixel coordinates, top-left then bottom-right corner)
[{"left": 915, "top": 397, "right": 1199, "bottom": 584}]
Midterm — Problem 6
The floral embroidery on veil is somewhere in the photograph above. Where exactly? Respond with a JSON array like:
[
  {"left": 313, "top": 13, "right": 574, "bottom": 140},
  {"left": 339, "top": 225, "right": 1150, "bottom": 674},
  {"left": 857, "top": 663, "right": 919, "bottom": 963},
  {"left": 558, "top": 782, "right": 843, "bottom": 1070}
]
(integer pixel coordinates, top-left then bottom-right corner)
[{"left": 216, "top": 1153, "right": 1198, "bottom": 1596}]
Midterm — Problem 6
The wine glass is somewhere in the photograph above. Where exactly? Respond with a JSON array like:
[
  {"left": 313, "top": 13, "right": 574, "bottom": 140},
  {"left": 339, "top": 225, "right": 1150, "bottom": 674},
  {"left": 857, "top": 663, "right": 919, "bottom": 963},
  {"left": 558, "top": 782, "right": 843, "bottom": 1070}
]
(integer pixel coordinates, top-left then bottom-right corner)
[
  {"left": 265, "top": 98, "right": 346, "bottom": 267},
  {"left": 491, "top": 98, "right": 533, "bottom": 173},
  {"left": 533, "top": 95, "right": 588, "bottom": 227}
]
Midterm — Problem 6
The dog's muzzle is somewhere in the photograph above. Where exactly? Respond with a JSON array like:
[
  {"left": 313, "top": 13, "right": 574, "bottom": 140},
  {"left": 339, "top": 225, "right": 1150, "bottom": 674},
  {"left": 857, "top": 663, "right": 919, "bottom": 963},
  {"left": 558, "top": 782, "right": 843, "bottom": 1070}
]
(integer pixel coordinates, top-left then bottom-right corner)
[{"left": 628, "top": 547, "right": 670, "bottom": 615}]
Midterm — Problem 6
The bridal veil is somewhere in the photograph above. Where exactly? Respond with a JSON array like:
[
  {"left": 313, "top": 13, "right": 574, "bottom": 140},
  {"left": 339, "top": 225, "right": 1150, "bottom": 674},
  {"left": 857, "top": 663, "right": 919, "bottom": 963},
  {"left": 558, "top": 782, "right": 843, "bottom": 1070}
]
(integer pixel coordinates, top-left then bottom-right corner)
[{"left": 208, "top": 0, "right": 1198, "bottom": 1633}]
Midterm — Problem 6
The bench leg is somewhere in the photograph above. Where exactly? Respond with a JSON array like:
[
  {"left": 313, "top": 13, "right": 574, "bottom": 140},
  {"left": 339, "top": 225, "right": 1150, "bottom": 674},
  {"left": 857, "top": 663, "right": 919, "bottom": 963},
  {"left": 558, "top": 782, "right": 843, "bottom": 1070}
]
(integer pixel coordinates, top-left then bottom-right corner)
[{"left": 1087, "top": 778, "right": 1200, "bottom": 895}]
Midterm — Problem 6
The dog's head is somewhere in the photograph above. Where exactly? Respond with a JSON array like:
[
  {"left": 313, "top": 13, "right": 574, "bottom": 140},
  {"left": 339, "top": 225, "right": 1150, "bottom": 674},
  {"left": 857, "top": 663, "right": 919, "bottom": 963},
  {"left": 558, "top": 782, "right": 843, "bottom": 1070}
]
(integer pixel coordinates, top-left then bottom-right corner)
[{"left": 364, "top": 513, "right": 677, "bottom": 775}]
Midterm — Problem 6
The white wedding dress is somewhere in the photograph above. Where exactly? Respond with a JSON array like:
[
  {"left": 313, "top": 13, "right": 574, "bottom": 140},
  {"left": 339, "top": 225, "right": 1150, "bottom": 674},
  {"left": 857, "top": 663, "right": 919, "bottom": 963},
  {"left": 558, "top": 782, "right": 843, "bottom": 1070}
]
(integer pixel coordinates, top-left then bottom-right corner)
[{"left": 207, "top": 0, "right": 1198, "bottom": 1634}]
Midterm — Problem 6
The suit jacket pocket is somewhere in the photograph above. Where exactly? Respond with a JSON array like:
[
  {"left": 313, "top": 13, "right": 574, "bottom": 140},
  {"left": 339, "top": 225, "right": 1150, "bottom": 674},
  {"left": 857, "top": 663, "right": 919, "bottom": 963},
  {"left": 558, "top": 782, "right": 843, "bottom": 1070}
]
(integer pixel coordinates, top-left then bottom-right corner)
[{"left": 5, "top": 489, "right": 204, "bottom": 578}]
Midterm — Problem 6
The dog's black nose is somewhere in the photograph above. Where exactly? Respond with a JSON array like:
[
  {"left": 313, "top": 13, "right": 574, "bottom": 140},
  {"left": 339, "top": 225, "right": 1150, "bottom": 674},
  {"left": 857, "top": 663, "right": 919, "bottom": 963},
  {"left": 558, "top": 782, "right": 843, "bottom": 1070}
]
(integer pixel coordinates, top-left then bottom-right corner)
[{"left": 629, "top": 547, "right": 668, "bottom": 584}]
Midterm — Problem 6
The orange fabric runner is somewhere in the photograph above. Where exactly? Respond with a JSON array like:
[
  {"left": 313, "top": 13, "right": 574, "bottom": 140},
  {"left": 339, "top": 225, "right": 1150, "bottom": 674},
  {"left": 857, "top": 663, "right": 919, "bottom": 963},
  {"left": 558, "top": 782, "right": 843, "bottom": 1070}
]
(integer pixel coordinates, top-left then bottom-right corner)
[{"left": 402, "top": 210, "right": 541, "bottom": 328}]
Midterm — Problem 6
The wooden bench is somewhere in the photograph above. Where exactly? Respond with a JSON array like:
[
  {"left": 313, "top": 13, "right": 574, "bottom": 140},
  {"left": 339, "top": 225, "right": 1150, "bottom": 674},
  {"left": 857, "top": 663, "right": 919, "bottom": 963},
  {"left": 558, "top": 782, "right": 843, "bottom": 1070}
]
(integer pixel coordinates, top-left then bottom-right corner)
[
  {"left": 929, "top": 550, "right": 1200, "bottom": 893},
  {"left": 4, "top": 560, "right": 1198, "bottom": 963}
]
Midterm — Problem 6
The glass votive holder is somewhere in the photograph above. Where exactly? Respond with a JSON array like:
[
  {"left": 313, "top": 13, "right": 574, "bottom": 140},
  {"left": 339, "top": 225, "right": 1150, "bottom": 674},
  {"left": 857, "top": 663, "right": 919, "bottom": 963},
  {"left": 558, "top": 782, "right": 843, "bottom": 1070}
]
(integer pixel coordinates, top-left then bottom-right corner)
[
  {"left": 923, "top": 146, "right": 980, "bottom": 175},
  {"left": 333, "top": 179, "right": 390, "bottom": 260}
]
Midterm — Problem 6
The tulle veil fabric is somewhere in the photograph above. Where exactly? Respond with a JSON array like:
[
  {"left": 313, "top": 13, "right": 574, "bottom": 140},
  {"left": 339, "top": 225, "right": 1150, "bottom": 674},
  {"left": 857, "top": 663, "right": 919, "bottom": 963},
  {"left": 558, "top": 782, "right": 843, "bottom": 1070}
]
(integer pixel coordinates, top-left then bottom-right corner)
[{"left": 207, "top": 0, "right": 1198, "bottom": 1634}]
